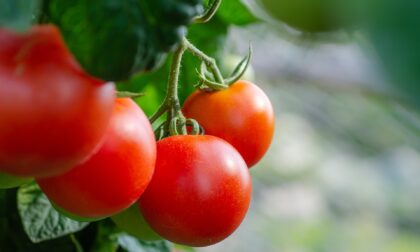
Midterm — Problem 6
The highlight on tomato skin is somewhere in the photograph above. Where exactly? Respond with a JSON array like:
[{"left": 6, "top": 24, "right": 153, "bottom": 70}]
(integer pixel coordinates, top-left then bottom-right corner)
[
  {"left": 183, "top": 80, "right": 275, "bottom": 167},
  {"left": 139, "top": 135, "right": 252, "bottom": 247},
  {"left": 0, "top": 24, "right": 115, "bottom": 178},
  {"left": 37, "top": 98, "right": 156, "bottom": 220}
]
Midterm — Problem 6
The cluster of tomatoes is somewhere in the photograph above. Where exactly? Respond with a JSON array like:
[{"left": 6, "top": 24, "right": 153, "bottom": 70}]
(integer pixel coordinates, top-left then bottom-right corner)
[{"left": 0, "top": 25, "right": 274, "bottom": 247}]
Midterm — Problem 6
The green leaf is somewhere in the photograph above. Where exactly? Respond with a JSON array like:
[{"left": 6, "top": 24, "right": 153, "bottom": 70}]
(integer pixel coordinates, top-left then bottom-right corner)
[
  {"left": 17, "top": 183, "right": 89, "bottom": 243},
  {"left": 118, "top": 234, "right": 172, "bottom": 252},
  {"left": 0, "top": 0, "right": 40, "bottom": 31},
  {"left": 217, "top": 0, "right": 258, "bottom": 25},
  {"left": 44, "top": 0, "right": 165, "bottom": 81}
]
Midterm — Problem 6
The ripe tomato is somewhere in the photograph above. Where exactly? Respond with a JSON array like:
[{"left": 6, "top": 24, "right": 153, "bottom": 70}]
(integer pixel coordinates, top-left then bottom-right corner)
[
  {"left": 0, "top": 25, "right": 115, "bottom": 178},
  {"left": 111, "top": 204, "right": 162, "bottom": 241},
  {"left": 183, "top": 80, "right": 274, "bottom": 167},
  {"left": 258, "top": 0, "right": 340, "bottom": 32},
  {"left": 37, "top": 98, "right": 156, "bottom": 220},
  {"left": 0, "top": 171, "right": 32, "bottom": 189},
  {"left": 139, "top": 135, "right": 251, "bottom": 247}
]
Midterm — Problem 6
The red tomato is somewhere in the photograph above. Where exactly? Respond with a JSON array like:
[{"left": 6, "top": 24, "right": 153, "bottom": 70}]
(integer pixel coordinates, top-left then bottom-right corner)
[
  {"left": 0, "top": 25, "right": 115, "bottom": 178},
  {"left": 37, "top": 98, "right": 156, "bottom": 219},
  {"left": 183, "top": 80, "right": 275, "bottom": 167},
  {"left": 139, "top": 135, "right": 251, "bottom": 247}
]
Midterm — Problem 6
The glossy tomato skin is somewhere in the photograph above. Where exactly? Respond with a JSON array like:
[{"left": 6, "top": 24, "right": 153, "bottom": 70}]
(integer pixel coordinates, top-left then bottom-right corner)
[
  {"left": 0, "top": 25, "right": 115, "bottom": 178},
  {"left": 139, "top": 135, "right": 251, "bottom": 247},
  {"left": 183, "top": 80, "right": 274, "bottom": 167},
  {"left": 37, "top": 98, "right": 156, "bottom": 219}
]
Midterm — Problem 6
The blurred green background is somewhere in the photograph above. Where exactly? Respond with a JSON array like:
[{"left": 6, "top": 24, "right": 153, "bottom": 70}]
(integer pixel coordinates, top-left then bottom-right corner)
[{"left": 193, "top": 1, "right": 420, "bottom": 251}]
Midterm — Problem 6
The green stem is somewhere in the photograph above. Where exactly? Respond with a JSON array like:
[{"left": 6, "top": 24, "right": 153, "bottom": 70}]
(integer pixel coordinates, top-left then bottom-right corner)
[
  {"left": 149, "top": 102, "right": 168, "bottom": 124},
  {"left": 149, "top": 37, "right": 227, "bottom": 135},
  {"left": 149, "top": 41, "right": 187, "bottom": 135},
  {"left": 193, "top": 0, "right": 222, "bottom": 24},
  {"left": 166, "top": 42, "right": 186, "bottom": 116},
  {"left": 70, "top": 234, "right": 84, "bottom": 252},
  {"left": 183, "top": 37, "right": 226, "bottom": 86}
]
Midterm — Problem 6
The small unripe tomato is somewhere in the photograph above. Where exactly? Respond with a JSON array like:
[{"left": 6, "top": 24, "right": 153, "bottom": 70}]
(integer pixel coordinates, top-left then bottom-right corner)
[
  {"left": 37, "top": 98, "right": 156, "bottom": 220},
  {"left": 139, "top": 135, "right": 251, "bottom": 247},
  {"left": 183, "top": 80, "right": 275, "bottom": 167}
]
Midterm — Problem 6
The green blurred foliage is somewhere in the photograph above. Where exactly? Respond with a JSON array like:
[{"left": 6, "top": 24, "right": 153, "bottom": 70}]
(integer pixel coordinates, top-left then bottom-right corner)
[
  {"left": 258, "top": 0, "right": 342, "bottom": 32},
  {"left": 0, "top": 0, "right": 40, "bottom": 31},
  {"left": 357, "top": 0, "right": 420, "bottom": 109}
]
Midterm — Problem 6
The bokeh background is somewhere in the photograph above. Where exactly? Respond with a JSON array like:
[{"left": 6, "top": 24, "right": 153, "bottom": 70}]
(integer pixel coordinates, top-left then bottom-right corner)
[{"left": 195, "top": 1, "right": 420, "bottom": 251}]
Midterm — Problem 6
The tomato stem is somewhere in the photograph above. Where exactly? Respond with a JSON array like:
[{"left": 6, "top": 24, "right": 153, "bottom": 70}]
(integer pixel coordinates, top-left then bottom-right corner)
[
  {"left": 149, "top": 41, "right": 188, "bottom": 136},
  {"left": 183, "top": 38, "right": 227, "bottom": 89},
  {"left": 193, "top": 0, "right": 222, "bottom": 24},
  {"left": 70, "top": 234, "right": 84, "bottom": 252}
]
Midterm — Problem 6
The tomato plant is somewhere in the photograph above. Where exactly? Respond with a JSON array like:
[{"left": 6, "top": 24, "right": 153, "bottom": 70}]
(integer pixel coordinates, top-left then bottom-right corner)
[
  {"left": 139, "top": 135, "right": 252, "bottom": 247},
  {"left": 37, "top": 98, "right": 156, "bottom": 220},
  {"left": 0, "top": 0, "right": 265, "bottom": 251},
  {"left": 183, "top": 80, "right": 275, "bottom": 167},
  {"left": 0, "top": 25, "right": 115, "bottom": 178}
]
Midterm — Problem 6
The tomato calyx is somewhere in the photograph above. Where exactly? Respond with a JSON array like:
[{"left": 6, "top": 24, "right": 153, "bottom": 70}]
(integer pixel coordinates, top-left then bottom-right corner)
[
  {"left": 148, "top": 37, "right": 251, "bottom": 140},
  {"left": 193, "top": 0, "right": 222, "bottom": 24},
  {"left": 116, "top": 91, "right": 144, "bottom": 99},
  {"left": 195, "top": 45, "right": 253, "bottom": 91}
]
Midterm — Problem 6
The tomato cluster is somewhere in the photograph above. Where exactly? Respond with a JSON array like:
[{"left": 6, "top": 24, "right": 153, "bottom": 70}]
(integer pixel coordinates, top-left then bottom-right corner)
[{"left": 0, "top": 25, "right": 274, "bottom": 247}]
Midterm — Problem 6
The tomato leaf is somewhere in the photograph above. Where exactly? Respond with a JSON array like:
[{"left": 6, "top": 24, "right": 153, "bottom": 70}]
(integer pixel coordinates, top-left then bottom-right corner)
[
  {"left": 17, "top": 183, "right": 89, "bottom": 243},
  {"left": 118, "top": 234, "right": 172, "bottom": 252},
  {"left": 0, "top": 0, "right": 40, "bottom": 31}
]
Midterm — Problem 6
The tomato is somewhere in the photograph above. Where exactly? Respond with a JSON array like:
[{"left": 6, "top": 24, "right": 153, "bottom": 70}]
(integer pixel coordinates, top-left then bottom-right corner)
[
  {"left": 139, "top": 135, "right": 251, "bottom": 247},
  {"left": 258, "top": 0, "right": 340, "bottom": 32},
  {"left": 37, "top": 98, "right": 156, "bottom": 220},
  {"left": 0, "top": 171, "right": 32, "bottom": 189},
  {"left": 0, "top": 25, "right": 115, "bottom": 178},
  {"left": 183, "top": 80, "right": 275, "bottom": 167},
  {"left": 111, "top": 204, "right": 162, "bottom": 241}
]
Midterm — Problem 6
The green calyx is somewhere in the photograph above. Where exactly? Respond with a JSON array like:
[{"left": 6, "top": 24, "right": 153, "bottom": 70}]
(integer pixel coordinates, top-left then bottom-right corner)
[
  {"left": 111, "top": 204, "right": 162, "bottom": 241},
  {"left": 0, "top": 171, "right": 32, "bottom": 189}
]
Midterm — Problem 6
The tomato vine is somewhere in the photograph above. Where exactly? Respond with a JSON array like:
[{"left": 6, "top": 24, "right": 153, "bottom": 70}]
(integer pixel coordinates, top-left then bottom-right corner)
[{"left": 149, "top": 0, "right": 253, "bottom": 139}]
